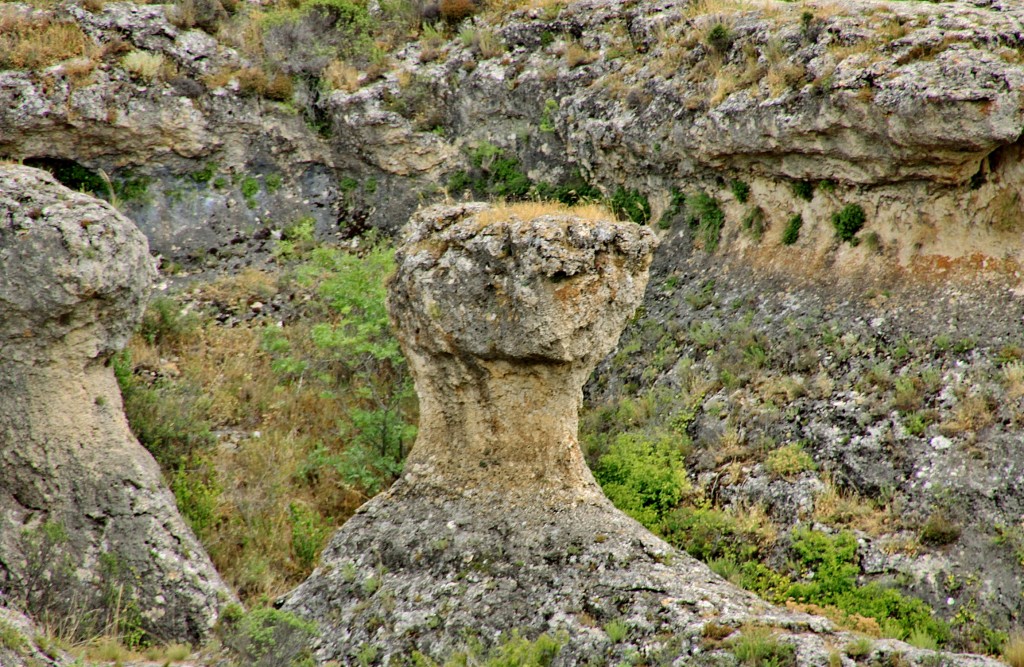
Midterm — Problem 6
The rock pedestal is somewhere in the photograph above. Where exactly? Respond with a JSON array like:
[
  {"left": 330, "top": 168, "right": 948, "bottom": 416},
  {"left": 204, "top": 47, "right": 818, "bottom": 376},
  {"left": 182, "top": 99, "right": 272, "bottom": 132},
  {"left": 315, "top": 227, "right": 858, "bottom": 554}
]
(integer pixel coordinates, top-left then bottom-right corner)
[
  {"left": 0, "top": 165, "right": 232, "bottom": 645},
  {"left": 282, "top": 203, "right": 1002, "bottom": 666},
  {"left": 387, "top": 202, "right": 656, "bottom": 504}
]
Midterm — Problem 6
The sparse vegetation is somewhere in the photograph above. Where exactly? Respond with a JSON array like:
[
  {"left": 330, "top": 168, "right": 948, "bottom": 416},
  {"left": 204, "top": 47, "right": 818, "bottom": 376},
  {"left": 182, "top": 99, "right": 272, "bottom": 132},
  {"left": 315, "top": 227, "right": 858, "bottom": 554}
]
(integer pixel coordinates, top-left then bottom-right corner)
[
  {"left": 117, "top": 241, "right": 415, "bottom": 602},
  {"left": 791, "top": 180, "right": 814, "bottom": 202},
  {"left": 729, "top": 626, "right": 795, "bottom": 666},
  {"left": 730, "top": 178, "right": 750, "bottom": 203}
]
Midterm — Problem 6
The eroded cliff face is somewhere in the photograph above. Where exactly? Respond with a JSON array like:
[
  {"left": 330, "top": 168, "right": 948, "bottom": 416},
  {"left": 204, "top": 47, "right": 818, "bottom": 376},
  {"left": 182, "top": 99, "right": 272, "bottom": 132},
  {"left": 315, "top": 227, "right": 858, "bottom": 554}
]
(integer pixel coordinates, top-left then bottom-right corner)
[
  {"left": 4, "top": 0, "right": 1024, "bottom": 268},
  {"left": 0, "top": 165, "right": 233, "bottom": 646},
  {"left": 5, "top": 0, "right": 1024, "bottom": 657}
]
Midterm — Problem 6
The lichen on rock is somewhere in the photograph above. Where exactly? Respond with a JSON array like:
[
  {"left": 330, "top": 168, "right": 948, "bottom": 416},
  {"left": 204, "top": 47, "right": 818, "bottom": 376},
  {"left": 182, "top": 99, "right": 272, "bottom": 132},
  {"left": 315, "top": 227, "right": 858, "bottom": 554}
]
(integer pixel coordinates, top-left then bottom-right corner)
[{"left": 0, "top": 164, "right": 232, "bottom": 645}]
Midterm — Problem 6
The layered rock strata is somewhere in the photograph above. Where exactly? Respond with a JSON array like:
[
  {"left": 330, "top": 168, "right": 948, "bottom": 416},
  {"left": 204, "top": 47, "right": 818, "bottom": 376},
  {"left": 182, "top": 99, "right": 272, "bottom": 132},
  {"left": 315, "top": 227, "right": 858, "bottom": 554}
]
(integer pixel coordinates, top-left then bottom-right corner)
[
  {"left": 0, "top": 165, "right": 232, "bottom": 644},
  {"left": 282, "top": 203, "right": 1000, "bottom": 665}
]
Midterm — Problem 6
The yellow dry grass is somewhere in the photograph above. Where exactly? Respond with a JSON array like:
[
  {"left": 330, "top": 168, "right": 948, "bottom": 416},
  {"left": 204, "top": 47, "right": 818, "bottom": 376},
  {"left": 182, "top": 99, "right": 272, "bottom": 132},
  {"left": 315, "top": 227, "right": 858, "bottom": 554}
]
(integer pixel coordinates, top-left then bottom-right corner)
[
  {"left": 1002, "top": 361, "right": 1024, "bottom": 400},
  {"left": 121, "top": 50, "right": 165, "bottom": 80},
  {"left": 1004, "top": 633, "right": 1024, "bottom": 667},
  {"left": 121, "top": 262, "right": 400, "bottom": 603},
  {"left": 813, "top": 475, "right": 891, "bottom": 535},
  {"left": 323, "top": 58, "right": 361, "bottom": 93},
  {"left": 0, "top": 17, "right": 96, "bottom": 70},
  {"left": 472, "top": 201, "right": 615, "bottom": 227}
]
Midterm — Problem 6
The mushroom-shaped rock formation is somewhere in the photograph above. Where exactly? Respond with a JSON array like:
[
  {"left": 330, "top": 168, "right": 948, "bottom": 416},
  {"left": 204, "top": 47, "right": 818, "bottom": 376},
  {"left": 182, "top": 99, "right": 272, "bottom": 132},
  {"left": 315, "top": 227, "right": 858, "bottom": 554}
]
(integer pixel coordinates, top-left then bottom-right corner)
[
  {"left": 0, "top": 165, "right": 232, "bottom": 645},
  {"left": 283, "top": 203, "right": 1002, "bottom": 666}
]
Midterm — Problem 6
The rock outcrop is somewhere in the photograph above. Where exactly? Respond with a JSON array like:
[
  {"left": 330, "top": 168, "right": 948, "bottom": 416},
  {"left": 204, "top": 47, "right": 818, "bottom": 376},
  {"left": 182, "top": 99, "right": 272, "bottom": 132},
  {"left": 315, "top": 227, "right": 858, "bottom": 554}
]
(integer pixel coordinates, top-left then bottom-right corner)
[
  {"left": 282, "top": 203, "right": 1000, "bottom": 665},
  {"left": 0, "top": 164, "right": 232, "bottom": 644}
]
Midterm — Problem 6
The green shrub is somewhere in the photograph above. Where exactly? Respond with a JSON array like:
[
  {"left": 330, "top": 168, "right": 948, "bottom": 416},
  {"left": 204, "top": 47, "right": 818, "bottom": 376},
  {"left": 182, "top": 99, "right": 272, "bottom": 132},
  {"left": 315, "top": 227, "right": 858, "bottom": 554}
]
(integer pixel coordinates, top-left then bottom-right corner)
[
  {"left": 241, "top": 176, "right": 261, "bottom": 207},
  {"left": 831, "top": 204, "right": 865, "bottom": 243},
  {"left": 610, "top": 186, "right": 651, "bottom": 225},
  {"left": 171, "top": 456, "right": 222, "bottom": 539},
  {"left": 791, "top": 180, "right": 814, "bottom": 201},
  {"left": 533, "top": 169, "right": 602, "bottom": 206},
  {"left": 114, "top": 170, "right": 153, "bottom": 203},
  {"left": 114, "top": 349, "right": 215, "bottom": 469},
  {"left": 24, "top": 157, "right": 110, "bottom": 199},
  {"left": 450, "top": 142, "right": 534, "bottom": 200},
  {"left": 139, "top": 296, "right": 199, "bottom": 346},
  {"left": 190, "top": 163, "right": 217, "bottom": 184},
  {"left": 786, "top": 528, "right": 950, "bottom": 644},
  {"left": 594, "top": 431, "right": 689, "bottom": 529},
  {"left": 707, "top": 23, "right": 733, "bottom": 53},
  {"left": 415, "top": 631, "right": 565, "bottom": 667},
  {"left": 219, "top": 607, "right": 318, "bottom": 667},
  {"left": 781, "top": 213, "right": 802, "bottom": 245},
  {"left": 288, "top": 502, "right": 332, "bottom": 570},
  {"left": 539, "top": 98, "right": 558, "bottom": 133},
  {"left": 660, "top": 503, "right": 761, "bottom": 563},
  {"left": 730, "top": 179, "right": 750, "bottom": 203}
]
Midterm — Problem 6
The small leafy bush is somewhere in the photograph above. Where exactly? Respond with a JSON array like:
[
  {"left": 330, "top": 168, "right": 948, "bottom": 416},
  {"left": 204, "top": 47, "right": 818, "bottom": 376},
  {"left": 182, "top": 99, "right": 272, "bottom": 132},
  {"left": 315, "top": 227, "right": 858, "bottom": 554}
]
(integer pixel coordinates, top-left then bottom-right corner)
[
  {"left": 610, "top": 186, "right": 651, "bottom": 225},
  {"left": 832, "top": 204, "right": 866, "bottom": 243},
  {"left": 218, "top": 607, "right": 318, "bottom": 667},
  {"left": 24, "top": 157, "right": 110, "bottom": 199},
  {"left": 662, "top": 503, "right": 762, "bottom": 562},
  {"left": 707, "top": 23, "right": 733, "bottom": 53},
  {"left": 594, "top": 431, "right": 689, "bottom": 529},
  {"left": 786, "top": 528, "right": 950, "bottom": 645},
  {"left": 781, "top": 213, "right": 802, "bottom": 245}
]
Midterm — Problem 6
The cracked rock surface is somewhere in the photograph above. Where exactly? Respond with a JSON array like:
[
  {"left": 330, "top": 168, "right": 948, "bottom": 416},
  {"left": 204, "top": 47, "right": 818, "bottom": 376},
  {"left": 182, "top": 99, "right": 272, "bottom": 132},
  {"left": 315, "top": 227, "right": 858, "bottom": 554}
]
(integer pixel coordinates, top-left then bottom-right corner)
[{"left": 0, "top": 165, "right": 232, "bottom": 646}]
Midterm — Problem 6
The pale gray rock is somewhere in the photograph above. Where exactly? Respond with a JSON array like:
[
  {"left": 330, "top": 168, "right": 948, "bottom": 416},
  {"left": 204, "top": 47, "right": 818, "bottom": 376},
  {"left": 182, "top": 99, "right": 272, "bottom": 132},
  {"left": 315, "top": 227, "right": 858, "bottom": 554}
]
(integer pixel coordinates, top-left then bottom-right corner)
[{"left": 0, "top": 165, "right": 233, "bottom": 644}]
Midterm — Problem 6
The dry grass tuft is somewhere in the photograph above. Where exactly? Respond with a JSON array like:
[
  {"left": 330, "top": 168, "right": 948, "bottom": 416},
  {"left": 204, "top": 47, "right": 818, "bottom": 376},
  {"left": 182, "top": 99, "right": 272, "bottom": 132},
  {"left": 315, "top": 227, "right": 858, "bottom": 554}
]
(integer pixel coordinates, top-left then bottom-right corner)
[
  {"left": 565, "top": 41, "right": 597, "bottom": 68},
  {"left": 0, "top": 17, "right": 95, "bottom": 70},
  {"left": 814, "top": 475, "right": 891, "bottom": 535},
  {"left": 1004, "top": 633, "right": 1024, "bottom": 667},
  {"left": 121, "top": 50, "right": 165, "bottom": 80},
  {"left": 1003, "top": 361, "right": 1024, "bottom": 399},
  {"left": 322, "top": 59, "right": 361, "bottom": 92}
]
